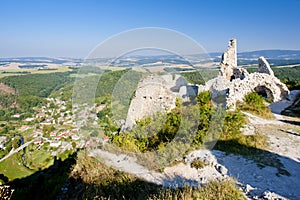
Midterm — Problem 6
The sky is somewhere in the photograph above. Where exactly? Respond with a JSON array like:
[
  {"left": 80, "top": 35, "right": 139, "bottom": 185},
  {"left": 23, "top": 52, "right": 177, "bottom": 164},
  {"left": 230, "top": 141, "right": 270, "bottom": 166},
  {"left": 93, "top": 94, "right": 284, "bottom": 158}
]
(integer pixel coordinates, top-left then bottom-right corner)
[{"left": 0, "top": 0, "right": 300, "bottom": 58}]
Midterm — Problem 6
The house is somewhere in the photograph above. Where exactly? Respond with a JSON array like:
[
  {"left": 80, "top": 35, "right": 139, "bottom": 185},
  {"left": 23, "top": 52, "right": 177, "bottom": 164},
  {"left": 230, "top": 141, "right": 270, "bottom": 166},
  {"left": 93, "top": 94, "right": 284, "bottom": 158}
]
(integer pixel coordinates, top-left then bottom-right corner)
[
  {"left": 50, "top": 140, "right": 61, "bottom": 148},
  {"left": 34, "top": 137, "right": 43, "bottom": 145},
  {"left": 101, "top": 136, "right": 110, "bottom": 144},
  {"left": 0, "top": 136, "right": 8, "bottom": 149},
  {"left": 24, "top": 117, "right": 35, "bottom": 122},
  {"left": 40, "top": 122, "right": 52, "bottom": 126},
  {"left": 50, "top": 132, "right": 56, "bottom": 137},
  {"left": 72, "top": 128, "right": 80, "bottom": 133},
  {"left": 20, "top": 125, "right": 31, "bottom": 132},
  {"left": 36, "top": 113, "right": 46, "bottom": 118},
  {"left": 71, "top": 134, "right": 80, "bottom": 140},
  {"left": 12, "top": 113, "right": 21, "bottom": 118}
]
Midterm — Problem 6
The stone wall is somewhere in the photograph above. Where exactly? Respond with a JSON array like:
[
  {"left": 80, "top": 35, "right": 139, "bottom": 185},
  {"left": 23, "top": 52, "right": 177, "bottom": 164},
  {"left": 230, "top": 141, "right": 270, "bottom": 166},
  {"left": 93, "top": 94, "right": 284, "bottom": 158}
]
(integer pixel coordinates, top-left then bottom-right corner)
[
  {"left": 123, "top": 75, "right": 177, "bottom": 129},
  {"left": 258, "top": 56, "right": 274, "bottom": 76},
  {"left": 206, "top": 39, "right": 289, "bottom": 109},
  {"left": 123, "top": 39, "right": 290, "bottom": 128},
  {"left": 219, "top": 38, "right": 237, "bottom": 80}
]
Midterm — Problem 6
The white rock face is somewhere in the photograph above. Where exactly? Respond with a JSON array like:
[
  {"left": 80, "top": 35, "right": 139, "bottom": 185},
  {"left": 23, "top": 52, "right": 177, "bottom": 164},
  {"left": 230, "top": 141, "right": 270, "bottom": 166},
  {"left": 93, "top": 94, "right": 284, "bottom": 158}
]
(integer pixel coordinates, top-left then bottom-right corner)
[
  {"left": 219, "top": 38, "right": 237, "bottom": 80},
  {"left": 258, "top": 56, "right": 274, "bottom": 76},
  {"left": 124, "top": 39, "right": 290, "bottom": 128}
]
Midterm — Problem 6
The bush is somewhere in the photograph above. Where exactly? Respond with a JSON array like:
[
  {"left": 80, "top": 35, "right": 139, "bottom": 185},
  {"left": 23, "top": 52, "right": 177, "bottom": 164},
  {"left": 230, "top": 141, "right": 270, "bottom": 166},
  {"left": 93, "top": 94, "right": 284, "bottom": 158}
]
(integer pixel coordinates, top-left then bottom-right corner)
[
  {"left": 190, "top": 160, "right": 208, "bottom": 169},
  {"left": 244, "top": 92, "right": 263, "bottom": 105},
  {"left": 238, "top": 92, "right": 274, "bottom": 119}
]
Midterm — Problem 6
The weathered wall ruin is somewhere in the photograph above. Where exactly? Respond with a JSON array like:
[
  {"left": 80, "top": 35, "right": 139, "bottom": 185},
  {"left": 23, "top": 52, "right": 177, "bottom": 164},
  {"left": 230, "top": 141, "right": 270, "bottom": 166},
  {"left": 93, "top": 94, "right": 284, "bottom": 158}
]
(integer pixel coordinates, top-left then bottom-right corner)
[
  {"left": 207, "top": 39, "right": 289, "bottom": 109},
  {"left": 123, "top": 39, "right": 290, "bottom": 128},
  {"left": 123, "top": 74, "right": 198, "bottom": 129}
]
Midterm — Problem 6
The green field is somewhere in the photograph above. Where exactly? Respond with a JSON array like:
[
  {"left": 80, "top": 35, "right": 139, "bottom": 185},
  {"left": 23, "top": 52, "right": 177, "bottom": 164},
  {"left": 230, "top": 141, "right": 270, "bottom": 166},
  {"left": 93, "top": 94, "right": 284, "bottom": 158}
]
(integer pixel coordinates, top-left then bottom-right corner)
[
  {"left": 0, "top": 154, "right": 34, "bottom": 181},
  {"left": 0, "top": 67, "right": 71, "bottom": 78},
  {"left": 27, "top": 149, "right": 53, "bottom": 170}
]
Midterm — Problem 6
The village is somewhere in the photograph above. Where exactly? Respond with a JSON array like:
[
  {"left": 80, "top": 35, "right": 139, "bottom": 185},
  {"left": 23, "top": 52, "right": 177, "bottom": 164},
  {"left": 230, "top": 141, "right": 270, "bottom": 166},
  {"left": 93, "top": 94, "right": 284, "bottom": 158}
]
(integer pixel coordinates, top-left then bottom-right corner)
[{"left": 0, "top": 97, "right": 110, "bottom": 164}]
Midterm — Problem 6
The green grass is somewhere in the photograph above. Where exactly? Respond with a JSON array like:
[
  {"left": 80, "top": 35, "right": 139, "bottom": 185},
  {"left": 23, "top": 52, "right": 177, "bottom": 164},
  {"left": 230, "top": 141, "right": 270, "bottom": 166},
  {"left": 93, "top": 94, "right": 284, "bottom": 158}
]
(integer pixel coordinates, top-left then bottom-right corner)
[
  {"left": 0, "top": 154, "right": 34, "bottom": 181},
  {"left": 0, "top": 67, "right": 71, "bottom": 79},
  {"left": 27, "top": 150, "right": 53, "bottom": 170}
]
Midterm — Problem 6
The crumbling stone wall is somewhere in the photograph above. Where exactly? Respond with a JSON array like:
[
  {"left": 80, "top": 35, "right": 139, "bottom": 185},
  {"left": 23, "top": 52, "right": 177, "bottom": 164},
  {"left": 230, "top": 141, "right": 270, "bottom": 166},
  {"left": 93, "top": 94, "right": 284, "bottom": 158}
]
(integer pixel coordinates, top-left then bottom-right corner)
[{"left": 206, "top": 39, "right": 289, "bottom": 109}]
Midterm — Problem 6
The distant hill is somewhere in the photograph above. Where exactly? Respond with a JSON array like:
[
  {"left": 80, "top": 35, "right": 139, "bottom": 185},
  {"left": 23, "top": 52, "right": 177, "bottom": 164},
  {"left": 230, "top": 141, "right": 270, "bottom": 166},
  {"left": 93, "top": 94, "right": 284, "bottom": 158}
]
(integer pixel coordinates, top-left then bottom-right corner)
[
  {"left": 237, "top": 50, "right": 300, "bottom": 60},
  {"left": 1, "top": 50, "right": 300, "bottom": 68},
  {"left": 209, "top": 50, "right": 300, "bottom": 66},
  {"left": 0, "top": 57, "right": 82, "bottom": 65}
]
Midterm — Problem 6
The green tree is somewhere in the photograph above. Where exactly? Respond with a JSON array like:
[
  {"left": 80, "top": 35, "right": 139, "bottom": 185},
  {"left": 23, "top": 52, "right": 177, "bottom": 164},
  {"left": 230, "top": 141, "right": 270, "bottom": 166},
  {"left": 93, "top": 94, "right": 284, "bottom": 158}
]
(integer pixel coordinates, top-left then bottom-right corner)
[
  {"left": 12, "top": 138, "right": 21, "bottom": 149},
  {"left": 71, "top": 141, "right": 76, "bottom": 149}
]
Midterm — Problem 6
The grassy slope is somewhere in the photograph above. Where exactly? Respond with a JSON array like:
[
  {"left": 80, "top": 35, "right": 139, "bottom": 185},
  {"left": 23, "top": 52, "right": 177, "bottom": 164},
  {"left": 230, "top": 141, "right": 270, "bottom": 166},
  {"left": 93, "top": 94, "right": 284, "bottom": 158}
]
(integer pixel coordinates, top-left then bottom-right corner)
[
  {"left": 65, "top": 151, "right": 246, "bottom": 200},
  {"left": 0, "top": 154, "right": 33, "bottom": 181}
]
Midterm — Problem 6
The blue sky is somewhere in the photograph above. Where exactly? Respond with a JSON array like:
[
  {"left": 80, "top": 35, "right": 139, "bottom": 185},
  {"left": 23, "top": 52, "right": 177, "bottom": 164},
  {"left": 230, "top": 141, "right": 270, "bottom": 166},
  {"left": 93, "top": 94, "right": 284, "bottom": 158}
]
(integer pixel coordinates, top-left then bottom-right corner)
[{"left": 0, "top": 0, "right": 299, "bottom": 58}]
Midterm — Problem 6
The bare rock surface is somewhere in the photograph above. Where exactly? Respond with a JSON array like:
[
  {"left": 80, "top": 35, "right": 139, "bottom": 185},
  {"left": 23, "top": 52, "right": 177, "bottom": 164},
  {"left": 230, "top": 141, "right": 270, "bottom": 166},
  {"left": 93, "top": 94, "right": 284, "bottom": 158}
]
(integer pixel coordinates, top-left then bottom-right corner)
[
  {"left": 258, "top": 56, "right": 274, "bottom": 76},
  {"left": 90, "top": 99, "right": 300, "bottom": 199}
]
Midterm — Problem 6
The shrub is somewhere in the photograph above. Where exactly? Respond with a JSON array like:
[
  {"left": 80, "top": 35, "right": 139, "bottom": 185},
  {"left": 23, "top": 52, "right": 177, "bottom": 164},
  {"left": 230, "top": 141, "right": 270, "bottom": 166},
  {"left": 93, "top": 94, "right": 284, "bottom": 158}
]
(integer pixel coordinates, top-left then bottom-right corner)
[
  {"left": 190, "top": 160, "right": 208, "bottom": 169},
  {"left": 238, "top": 92, "right": 274, "bottom": 119}
]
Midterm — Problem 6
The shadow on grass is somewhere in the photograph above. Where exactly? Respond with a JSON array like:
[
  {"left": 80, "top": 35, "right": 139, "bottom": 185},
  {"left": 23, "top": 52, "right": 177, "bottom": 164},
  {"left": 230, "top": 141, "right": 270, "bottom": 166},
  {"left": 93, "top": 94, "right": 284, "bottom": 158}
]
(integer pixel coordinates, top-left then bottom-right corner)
[
  {"left": 65, "top": 176, "right": 164, "bottom": 200},
  {"left": 7, "top": 152, "right": 77, "bottom": 200},
  {"left": 279, "top": 119, "right": 300, "bottom": 126}
]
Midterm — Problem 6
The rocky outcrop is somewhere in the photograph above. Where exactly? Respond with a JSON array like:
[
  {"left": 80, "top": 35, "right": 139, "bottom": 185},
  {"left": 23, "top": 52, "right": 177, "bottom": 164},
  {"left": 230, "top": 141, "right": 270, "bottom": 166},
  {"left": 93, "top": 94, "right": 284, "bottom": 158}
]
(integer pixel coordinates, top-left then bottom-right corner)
[
  {"left": 124, "top": 39, "right": 290, "bottom": 127},
  {"left": 258, "top": 56, "right": 274, "bottom": 76},
  {"left": 281, "top": 92, "right": 300, "bottom": 117}
]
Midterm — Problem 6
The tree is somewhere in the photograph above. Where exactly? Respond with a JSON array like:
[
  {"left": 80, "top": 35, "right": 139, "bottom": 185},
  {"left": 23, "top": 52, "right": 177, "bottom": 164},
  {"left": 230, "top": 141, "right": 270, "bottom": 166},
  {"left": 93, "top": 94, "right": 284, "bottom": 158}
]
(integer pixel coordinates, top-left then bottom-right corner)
[
  {"left": 71, "top": 141, "right": 76, "bottom": 149},
  {"left": 12, "top": 138, "right": 21, "bottom": 149}
]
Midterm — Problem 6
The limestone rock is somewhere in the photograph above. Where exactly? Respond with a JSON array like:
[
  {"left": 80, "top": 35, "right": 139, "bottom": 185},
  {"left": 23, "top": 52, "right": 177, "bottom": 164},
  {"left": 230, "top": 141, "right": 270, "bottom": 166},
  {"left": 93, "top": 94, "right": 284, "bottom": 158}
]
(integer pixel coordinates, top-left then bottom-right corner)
[
  {"left": 258, "top": 56, "right": 274, "bottom": 76},
  {"left": 281, "top": 92, "right": 300, "bottom": 117},
  {"left": 215, "top": 164, "right": 228, "bottom": 175},
  {"left": 262, "top": 190, "right": 288, "bottom": 200}
]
